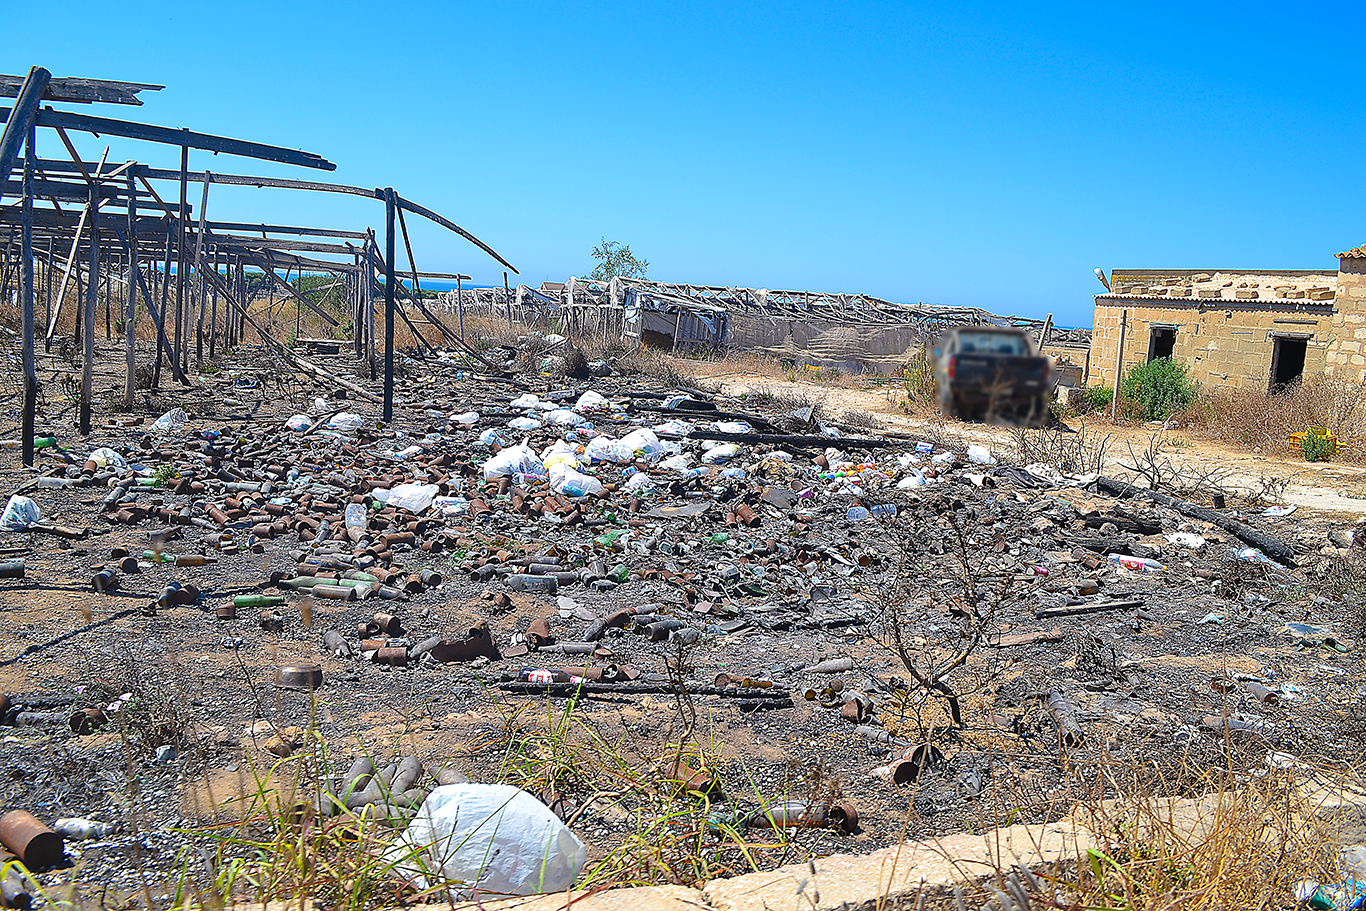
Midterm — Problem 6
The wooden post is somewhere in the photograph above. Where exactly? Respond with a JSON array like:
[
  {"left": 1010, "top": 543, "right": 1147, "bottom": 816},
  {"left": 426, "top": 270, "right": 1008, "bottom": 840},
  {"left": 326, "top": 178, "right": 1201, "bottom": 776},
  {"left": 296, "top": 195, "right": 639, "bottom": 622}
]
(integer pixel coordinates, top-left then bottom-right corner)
[
  {"left": 1110, "top": 309, "right": 1127, "bottom": 422},
  {"left": 208, "top": 246, "right": 219, "bottom": 359},
  {"left": 366, "top": 231, "right": 376, "bottom": 377},
  {"left": 174, "top": 140, "right": 188, "bottom": 374},
  {"left": 125, "top": 169, "right": 137, "bottom": 410},
  {"left": 383, "top": 189, "right": 396, "bottom": 422},
  {"left": 44, "top": 237, "right": 52, "bottom": 338},
  {"left": 20, "top": 124, "right": 36, "bottom": 468},
  {"left": 152, "top": 220, "right": 172, "bottom": 387},
  {"left": 193, "top": 170, "right": 209, "bottom": 367},
  {"left": 504, "top": 271, "right": 513, "bottom": 326},
  {"left": 80, "top": 179, "right": 99, "bottom": 434},
  {"left": 456, "top": 274, "right": 465, "bottom": 340}
]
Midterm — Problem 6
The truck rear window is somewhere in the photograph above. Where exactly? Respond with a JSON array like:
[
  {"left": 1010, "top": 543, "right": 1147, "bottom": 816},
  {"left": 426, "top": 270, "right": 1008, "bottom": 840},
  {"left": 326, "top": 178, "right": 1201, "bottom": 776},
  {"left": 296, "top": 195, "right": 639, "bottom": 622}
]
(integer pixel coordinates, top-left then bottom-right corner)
[{"left": 957, "top": 332, "right": 1028, "bottom": 355}]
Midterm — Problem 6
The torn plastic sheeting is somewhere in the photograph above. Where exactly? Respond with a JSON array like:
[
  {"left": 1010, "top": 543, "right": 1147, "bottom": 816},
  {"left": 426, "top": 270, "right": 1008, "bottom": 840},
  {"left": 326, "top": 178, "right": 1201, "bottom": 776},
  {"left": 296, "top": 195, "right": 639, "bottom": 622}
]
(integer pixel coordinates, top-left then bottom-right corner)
[{"left": 374, "top": 483, "right": 439, "bottom": 513}]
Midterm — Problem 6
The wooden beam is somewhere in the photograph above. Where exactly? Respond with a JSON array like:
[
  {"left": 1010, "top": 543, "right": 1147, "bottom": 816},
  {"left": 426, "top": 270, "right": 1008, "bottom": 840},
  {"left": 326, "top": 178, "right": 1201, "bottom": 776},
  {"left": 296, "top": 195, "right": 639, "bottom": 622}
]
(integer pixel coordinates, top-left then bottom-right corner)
[
  {"left": 0, "top": 67, "right": 50, "bottom": 187},
  {"left": 0, "top": 74, "right": 162, "bottom": 106},
  {"left": 0, "top": 107, "right": 336, "bottom": 171}
]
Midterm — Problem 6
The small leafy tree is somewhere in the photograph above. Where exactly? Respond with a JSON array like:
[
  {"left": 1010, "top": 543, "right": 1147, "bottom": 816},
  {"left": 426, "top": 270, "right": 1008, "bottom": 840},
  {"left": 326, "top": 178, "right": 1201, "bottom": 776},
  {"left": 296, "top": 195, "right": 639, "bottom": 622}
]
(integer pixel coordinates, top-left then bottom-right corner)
[
  {"left": 588, "top": 239, "right": 648, "bottom": 281},
  {"left": 1120, "top": 358, "right": 1197, "bottom": 421}
]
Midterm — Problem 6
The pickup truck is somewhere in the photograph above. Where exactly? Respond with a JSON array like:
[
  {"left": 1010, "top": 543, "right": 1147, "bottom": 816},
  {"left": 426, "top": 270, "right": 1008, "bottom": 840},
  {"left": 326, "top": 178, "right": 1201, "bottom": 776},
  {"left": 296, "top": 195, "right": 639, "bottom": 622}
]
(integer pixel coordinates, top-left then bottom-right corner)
[{"left": 932, "top": 327, "right": 1053, "bottom": 426}]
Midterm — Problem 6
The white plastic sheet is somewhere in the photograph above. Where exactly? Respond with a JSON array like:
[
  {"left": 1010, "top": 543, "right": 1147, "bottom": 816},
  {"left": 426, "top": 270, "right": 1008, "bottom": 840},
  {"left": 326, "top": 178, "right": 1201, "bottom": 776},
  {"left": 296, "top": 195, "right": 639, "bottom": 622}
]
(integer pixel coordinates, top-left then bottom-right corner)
[{"left": 396, "top": 784, "right": 587, "bottom": 897}]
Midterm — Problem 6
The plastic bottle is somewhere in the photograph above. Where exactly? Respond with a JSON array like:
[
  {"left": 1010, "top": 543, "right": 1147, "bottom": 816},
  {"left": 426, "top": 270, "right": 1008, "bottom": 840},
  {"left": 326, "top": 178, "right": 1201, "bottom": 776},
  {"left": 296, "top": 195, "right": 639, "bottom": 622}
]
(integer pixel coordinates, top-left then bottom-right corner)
[
  {"left": 868, "top": 504, "right": 898, "bottom": 518},
  {"left": 345, "top": 503, "right": 368, "bottom": 542},
  {"left": 1107, "top": 554, "right": 1166, "bottom": 572},
  {"left": 915, "top": 441, "right": 934, "bottom": 453},
  {"left": 846, "top": 505, "right": 870, "bottom": 521}
]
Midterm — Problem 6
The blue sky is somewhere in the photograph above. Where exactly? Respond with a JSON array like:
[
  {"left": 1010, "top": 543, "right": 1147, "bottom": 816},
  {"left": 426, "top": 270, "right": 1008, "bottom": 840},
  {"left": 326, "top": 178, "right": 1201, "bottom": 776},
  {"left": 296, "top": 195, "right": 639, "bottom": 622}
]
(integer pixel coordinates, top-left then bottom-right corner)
[{"left": 6, "top": 2, "right": 1361, "bottom": 327}]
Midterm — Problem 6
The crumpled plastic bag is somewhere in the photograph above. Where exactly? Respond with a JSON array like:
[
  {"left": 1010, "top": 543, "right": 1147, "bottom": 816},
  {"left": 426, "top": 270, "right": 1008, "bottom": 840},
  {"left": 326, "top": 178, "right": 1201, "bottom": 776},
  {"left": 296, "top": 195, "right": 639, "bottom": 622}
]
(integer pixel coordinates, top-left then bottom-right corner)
[
  {"left": 483, "top": 443, "right": 544, "bottom": 480},
  {"left": 967, "top": 444, "right": 996, "bottom": 465},
  {"left": 511, "top": 393, "right": 541, "bottom": 410},
  {"left": 375, "top": 482, "right": 439, "bottom": 512},
  {"left": 395, "top": 784, "right": 587, "bottom": 898},
  {"left": 286, "top": 414, "right": 312, "bottom": 432},
  {"left": 584, "top": 435, "right": 629, "bottom": 464},
  {"left": 546, "top": 409, "right": 587, "bottom": 427},
  {"left": 87, "top": 447, "right": 127, "bottom": 471},
  {"left": 151, "top": 408, "right": 189, "bottom": 433},
  {"left": 619, "top": 428, "right": 662, "bottom": 463},
  {"left": 701, "top": 443, "right": 740, "bottom": 464},
  {"left": 328, "top": 413, "right": 364, "bottom": 432},
  {"left": 549, "top": 464, "right": 604, "bottom": 498},
  {"left": 509, "top": 417, "right": 543, "bottom": 432},
  {"left": 573, "top": 390, "right": 609, "bottom": 412},
  {"left": 0, "top": 495, "right": 42, "bottom": 531}
]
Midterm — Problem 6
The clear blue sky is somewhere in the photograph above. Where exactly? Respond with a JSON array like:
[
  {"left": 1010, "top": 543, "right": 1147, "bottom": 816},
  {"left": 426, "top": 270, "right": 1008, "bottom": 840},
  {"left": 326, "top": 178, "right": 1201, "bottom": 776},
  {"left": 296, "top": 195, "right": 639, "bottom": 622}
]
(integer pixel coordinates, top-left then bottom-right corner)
[{"left": 7, "top": 2, "right": 1362, "bottom": 327}]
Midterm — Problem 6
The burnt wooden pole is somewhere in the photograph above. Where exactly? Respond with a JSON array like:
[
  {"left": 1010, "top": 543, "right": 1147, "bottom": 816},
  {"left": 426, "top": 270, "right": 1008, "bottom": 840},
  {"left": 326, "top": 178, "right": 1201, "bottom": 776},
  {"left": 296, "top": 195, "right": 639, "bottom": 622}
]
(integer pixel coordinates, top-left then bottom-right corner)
[
  {"left": 174, "top": 139, "right": 188, "bottom": 374},
  {"left": 79, "top": 178, "right": 99, "bottom": 434},
  {"left": 124, "top": 169, "right": 137, "bottom": 410},
  {"left": 456, "top": 274, "right": 465, "bottom": 340},
  {"left": 20, "top": 125, "right": 36, "bottom": 468},
  {"left": 193, "top": 170, "right": 209, "bottom": 367},
  {"left": 504, "top": 270, "right": 512, "bottom": 326},
  {"left": 383, "top": 189, "right": 396, "bottom": 422}
]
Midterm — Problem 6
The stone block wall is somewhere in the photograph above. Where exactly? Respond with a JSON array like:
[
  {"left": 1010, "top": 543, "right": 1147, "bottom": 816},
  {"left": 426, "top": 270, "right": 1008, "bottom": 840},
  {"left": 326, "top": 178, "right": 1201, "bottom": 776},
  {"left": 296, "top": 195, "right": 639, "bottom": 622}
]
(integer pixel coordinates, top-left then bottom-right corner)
[
  {"left": 1326, "top": 257, "right": 1366, "bottom": 381},
  {"left": 1089, "top": 299, "right": 1334, "bottom": 390}
]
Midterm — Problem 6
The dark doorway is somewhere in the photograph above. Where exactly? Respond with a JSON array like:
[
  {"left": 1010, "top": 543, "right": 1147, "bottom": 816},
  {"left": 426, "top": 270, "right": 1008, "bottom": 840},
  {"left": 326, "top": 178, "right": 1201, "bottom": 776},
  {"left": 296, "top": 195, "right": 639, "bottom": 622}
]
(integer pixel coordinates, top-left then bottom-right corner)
[
  {"left": 1270, "top": 337, "right": 1307, "bottom": 392},
  {"left": 1148, "top": 326, "right": 1176, "bottom": 361}
]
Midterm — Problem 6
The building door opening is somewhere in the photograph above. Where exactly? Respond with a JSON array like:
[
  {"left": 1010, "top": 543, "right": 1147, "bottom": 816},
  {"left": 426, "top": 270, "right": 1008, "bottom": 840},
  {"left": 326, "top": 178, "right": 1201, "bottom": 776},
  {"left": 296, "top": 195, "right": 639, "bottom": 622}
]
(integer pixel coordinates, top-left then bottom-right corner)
[
  {"left": 1270, "top": 337, "right": 1307, "bottom": 392},
  {"left": 1148, "top": 326, "right": 1176, "bottom": 361}
]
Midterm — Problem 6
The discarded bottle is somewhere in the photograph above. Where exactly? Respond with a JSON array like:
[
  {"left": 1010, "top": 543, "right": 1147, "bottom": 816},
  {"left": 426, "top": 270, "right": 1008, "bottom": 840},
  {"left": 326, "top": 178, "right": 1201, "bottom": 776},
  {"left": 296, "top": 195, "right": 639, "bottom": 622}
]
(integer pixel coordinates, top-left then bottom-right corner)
[
  {"left": 234, "top": 594, "right": 285, "bottom": 608},
  {"left": 846, "top": 506, "right": 870, "bottom": 521},
  {"left": 868, "top": 504, "right": 897, "bottom": 518},
  {"left": 508, "top": 574, "right": 558, "bottom": 594},
  {"left": 0, "top": 561, "right": 24, "bottom": 580},
  {"left": 0, "top": 436, "right": 56, "bottom": 450},
  {"left": 1107, "top": 554, "right": 1165, "bottom": 573},
  {"left": 1235, "top": 547, "right": 1284, "bottom": 570},
  {"left": 345, "top": 503, "right": 367, "bottom": 543}
]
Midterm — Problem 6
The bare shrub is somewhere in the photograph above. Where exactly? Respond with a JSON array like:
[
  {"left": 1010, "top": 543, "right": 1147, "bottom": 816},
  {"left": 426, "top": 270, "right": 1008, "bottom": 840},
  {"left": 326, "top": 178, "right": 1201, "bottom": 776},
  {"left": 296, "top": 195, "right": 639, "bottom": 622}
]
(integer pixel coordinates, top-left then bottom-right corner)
[
  {"left": 1185, "top": 374, "right": 1366, "bottom": 463},
  {"left": 1010, "top": 423, "right": 1111, "bottom": 475}
]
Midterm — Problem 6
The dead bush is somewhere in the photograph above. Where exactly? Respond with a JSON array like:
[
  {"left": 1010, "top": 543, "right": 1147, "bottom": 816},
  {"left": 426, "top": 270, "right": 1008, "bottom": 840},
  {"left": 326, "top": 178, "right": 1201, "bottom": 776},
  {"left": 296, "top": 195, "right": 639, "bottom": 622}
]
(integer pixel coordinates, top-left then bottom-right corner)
[{"left": 1183, "top": 374, "right": 1366, "bottom": 462}]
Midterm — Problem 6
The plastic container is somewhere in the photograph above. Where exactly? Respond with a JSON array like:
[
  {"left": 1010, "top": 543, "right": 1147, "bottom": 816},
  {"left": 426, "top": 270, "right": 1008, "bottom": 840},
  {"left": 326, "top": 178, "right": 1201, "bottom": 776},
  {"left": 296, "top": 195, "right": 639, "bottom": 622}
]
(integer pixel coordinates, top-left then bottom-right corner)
[
  {"left": 345, "top": 503, "right": 368, "bottom": 542},
  {"left": 1107, "top": 554, "right": 1165, "bottom": 572},
  {"left": 868, "top": 504, "right": 898, "bottom": 518},
  {"left": 846, "top": 506, "right": 870, "bottom": 521}
]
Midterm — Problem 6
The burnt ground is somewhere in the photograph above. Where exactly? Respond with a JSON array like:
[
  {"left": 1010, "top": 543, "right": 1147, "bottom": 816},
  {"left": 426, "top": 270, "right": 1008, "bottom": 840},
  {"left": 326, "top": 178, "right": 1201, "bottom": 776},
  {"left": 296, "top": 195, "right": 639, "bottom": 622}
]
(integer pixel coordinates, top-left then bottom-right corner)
[{"left": 1, "top": 338, "right": 1364, "bottom": 905}]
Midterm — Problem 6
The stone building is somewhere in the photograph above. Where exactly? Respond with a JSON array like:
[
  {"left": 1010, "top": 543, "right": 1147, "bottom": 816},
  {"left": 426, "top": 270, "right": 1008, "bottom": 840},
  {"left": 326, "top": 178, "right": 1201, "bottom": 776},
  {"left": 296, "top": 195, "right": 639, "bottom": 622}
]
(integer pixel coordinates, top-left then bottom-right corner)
[{"left": 1088, "top": 257, "right": 1352, "bottom": 391}]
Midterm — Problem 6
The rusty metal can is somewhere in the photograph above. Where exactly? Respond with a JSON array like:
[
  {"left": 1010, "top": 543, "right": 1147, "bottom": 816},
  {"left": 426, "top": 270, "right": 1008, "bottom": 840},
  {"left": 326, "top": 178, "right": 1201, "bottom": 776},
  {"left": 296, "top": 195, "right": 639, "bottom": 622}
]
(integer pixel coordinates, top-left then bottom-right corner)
[
  {"left": 375, "top": 647, "right": 408, "bottom": 667},
  {"left": 216, "top": 604, "right": 238, "bottom": 620},
  {"left": 0, "top": 810, "right": 63, "bottom": 870},
  {"left": 373, "top": 612, "right": 402, "bottom": 635},
  {"left": 68, "top": 707, "right": 107, "bottom": 735}
]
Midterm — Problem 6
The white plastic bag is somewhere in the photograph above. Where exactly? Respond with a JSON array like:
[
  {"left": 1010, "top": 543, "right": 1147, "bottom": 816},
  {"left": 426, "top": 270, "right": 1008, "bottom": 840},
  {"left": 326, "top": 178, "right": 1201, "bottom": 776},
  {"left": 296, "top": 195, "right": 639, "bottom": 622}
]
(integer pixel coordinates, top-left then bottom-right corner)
[
  {"left": 659, "top": 454, "right": 693, "bottom": 472},
  {"left": 285, "top": 414, "right": 312, "bottom": 432},
  {"left": 454, "top": 411, "right": 480, "bottom": 426},
  {"left": 702, "top": 443, "right": 740, "bottom": 464},
  {"left": 396, "top": 784, "right": 587, "bottom": 897},
  {"left": 509, "top": 417, "right": 543, "bottom": 432},
  {"left": 152, "top": 408, "right": 189, "bottom": 433},
  {"left": 651, "top": 419, "right": 693, "bottom": 436},
  {"left": 573, "top": 390, "right": 609, "bottom": 412},
  {"left": 87, "top": 447, "right": 127, "bottom": 471},
  {"left": 546, "top": 408, "right": 587, "bottom": 427},
  {"left": 0, "top": 495, "right": 42, "bottom": 531},
  {"left": 483, "top": 443, "right": 544, "bottom": 480},
  {"left": 623, "top": 472, "right": 655, "bottom": 493},
  {"left": 549, "top": 464, "right": 604, "bottom": 498},
  {"left": 715, "top": 421, "right": 753, "bottom": 434},
  {"left": 584, "top": 435, "right": 621, "bottom": 464},
  {"left": 376, "top": 482, "right": 439, "bottom": 512},
  {"left": 328, "top": 413, "right": 364, "bottom": 432},
  {"left": 619, "top": 428, "right": 662, "bottom": 463},
  {"left": 511, "top": 393, "right": 541, "bottom": 409},
  {"left": 967, "top": 444, "right": 996, "bottom": 465}
]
